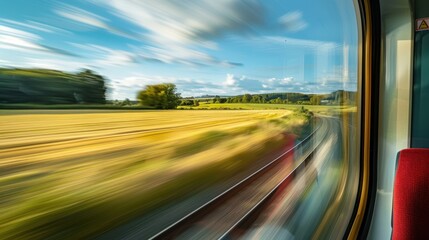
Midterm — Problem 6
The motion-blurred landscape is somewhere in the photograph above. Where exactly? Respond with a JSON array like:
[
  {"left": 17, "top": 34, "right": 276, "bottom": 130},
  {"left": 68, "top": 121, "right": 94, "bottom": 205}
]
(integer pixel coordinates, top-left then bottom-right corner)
[
  {"left": 0, "top": 67, "right": 357, "bottom": 238},
  {"left": 0, "top": 0, "right": 359, "bottom": 238}
]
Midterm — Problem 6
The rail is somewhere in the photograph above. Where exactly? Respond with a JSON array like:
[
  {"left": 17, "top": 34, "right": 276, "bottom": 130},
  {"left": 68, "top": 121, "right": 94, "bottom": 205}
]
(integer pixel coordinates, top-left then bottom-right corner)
[{"left": 149, "top": 118, "right": 325, "bottom": 240}]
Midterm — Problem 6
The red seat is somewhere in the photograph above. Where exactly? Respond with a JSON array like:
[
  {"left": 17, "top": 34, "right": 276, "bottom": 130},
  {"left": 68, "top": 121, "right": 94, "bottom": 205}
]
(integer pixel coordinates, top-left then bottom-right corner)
[{"left": 393, "top": 148, "right": 429, "bottom": 240}]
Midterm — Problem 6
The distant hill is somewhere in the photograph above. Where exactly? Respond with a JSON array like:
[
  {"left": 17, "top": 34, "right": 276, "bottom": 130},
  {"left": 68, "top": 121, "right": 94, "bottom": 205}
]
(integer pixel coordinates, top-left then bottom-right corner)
[{"left": 324, "top": 90, "right": 357, "bottom": 104}]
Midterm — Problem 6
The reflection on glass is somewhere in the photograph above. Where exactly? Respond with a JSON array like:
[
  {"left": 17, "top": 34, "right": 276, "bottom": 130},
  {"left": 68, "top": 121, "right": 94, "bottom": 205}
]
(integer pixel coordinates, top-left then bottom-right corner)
[{"left": 0, "top": 0, "right": 359, "bottom": 239}]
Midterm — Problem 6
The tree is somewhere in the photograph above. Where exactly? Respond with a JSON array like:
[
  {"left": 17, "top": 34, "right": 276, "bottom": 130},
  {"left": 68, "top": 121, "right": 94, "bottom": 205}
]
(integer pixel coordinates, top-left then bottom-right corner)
[
  {"left": 118, "top": 98, "right": 131, "bottom": 106},
  {"left": 76, "top": 69, "right": 107, "bottom": 104},
  {"left": 310, "top": 95, "right": 321, "bottom": 105},
  {"left": 180, "top": 99, "right": 193, "bottom": 106},
  {"left": 242, "top": 94, "right": 252, "bottom": 103},
  {"left": 251, "top": 95, "right": 261, "bottom": 103},
  {"left": 213, "top": 95, "right": 221, "bottom": 103},
  {"left": 137, "top": 83, "right": 181, "bottom": 109}
]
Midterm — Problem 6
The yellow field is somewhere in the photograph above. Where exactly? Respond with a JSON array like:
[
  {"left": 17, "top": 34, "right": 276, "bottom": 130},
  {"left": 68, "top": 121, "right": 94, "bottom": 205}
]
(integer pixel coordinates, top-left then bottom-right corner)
[{"left": 0, "top": 109, "right": 311, "bottom": 239}]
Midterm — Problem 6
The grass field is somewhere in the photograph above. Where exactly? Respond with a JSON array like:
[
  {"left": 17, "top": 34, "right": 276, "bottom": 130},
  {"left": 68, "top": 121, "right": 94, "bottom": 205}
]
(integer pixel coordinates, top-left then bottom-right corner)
[
  {"left": 178, "top": 102, "right": 356, "bottom": 115},
  {"left": 0, "top": 109, "right": 312, "bottom": 239}
]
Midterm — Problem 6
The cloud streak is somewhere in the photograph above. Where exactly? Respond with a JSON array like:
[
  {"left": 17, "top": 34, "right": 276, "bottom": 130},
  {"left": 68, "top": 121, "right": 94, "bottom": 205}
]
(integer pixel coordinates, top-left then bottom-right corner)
[
  {"left": 57, "top": 2, "right": 247, "bottom": 68},
  {"left": 56, "top": 4, "right": 137, "bottom": 40},
  {"left": 71, "top": 43, "right": 139, "bottom": 66},
  {"left": 99, "top": 0, "right": 265, "bottom": 46},
  {"left": 0, "top": 19, "right": 54, "bottom": 33},
  {"left": 279, "top": 11, "right": 308, "bottom": 32},
  {"left": 0, "top": 25, "right": 79, "bottom": 57},
  {"left": 82, "top": 0, "right": 260, "bottom": 68},
  {"left": 135, "top": 45, "right": 243, "bottom": 67},
  {"left": 256, "top": 36, "right": 339, "bottom": 49}
]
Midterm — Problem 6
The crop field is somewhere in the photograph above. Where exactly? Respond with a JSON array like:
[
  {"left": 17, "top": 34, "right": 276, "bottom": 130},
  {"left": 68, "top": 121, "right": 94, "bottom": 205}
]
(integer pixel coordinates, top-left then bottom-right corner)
[{"left": 0, "top": 109, "right": 311, "bottom": 239}]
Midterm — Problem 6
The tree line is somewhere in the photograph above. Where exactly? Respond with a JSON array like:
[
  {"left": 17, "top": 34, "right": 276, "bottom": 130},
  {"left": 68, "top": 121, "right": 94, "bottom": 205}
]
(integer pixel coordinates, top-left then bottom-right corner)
[
  {"left": 0, "top": 68, "right": 106, "bottom": 104},
  {"left": 180, "top": 90, "right": 356, "bottom": 106},
  {"left": 0, "top": 67, "right": 356, "bottom": 109},
  {"left": 212, "top": 93, "right": 316, "bottom": 104}
]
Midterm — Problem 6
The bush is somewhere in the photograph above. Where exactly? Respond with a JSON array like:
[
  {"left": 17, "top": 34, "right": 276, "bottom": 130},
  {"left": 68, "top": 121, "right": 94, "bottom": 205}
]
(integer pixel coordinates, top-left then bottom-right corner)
[{"left": 137, "top": 83, "right": 181, "bottom": 109}]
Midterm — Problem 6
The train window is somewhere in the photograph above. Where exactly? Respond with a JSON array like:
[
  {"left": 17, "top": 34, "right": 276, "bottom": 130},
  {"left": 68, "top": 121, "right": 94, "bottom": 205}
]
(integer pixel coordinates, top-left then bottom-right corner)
[{"left": 0, "top": 0, "right": 361, "bottom": 239}]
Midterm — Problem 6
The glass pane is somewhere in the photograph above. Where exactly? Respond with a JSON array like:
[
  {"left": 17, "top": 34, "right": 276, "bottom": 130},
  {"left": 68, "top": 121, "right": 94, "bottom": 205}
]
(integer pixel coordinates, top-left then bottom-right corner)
[
  {"left": 412, "top": 30, "right": 429, "bottom": 148},
  {"left": 0, "top": 0, "right": 360, "bottom": 239}
]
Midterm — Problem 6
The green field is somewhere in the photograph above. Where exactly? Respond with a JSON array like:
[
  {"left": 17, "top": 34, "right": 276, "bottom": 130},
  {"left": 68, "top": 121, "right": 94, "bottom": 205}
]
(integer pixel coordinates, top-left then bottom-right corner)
[
  {"left": 178, "top": 102, "right": 356, "bottom": 114},
  {"left": 0, "top": 109, "right": 312, "bottom": 239}
]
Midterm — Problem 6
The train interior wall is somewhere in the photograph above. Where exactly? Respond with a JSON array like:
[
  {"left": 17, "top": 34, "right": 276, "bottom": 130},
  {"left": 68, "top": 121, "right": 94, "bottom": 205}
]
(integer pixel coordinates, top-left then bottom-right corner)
[
  {"left": 367, "top": 0, "right": 413, "bottom": 239},
  {"left": 368, "top": 0, "right": 429, "bottom": 238}
]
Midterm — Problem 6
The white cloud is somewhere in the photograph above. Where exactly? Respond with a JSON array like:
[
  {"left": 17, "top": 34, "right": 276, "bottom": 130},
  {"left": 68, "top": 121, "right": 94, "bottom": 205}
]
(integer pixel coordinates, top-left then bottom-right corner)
[
  {"left": 0, "top": 24, "right": 78, "bottom": 57},
  {"left": 99, "top": 0, "right": 264, "bottom": 47},
  {"left": 99, "top": 50, "right": 137, "bottom": 66},
  {"left": 225, "top": 74, "right": 237, "bottom": 86},
  {"left": 27, "top": 21, "right": 71, "bottom": 34},
  {"left": 0, "top": 34, "right": 44, "bottom": 51},
  {"left": 56, "top": 4, "right": 137, "bottom": 40},
  {"left": 278, "top": 11, "right": 308, "bottom": 32},
  {"left": 57, "top": 2, "right": 250, "bottom": 68},
  {"left": 265, "top": 77, "right": 294, "bottom": 86},
  {"left": 108, "top": 69, "right": 357, "bottom": 99},
  {"left": 221, "top": 73, "right": 356, "bottom": 95},
  {"left": 0, "top": 19, "right": 53, "bottom": 33},
  {"left": 79, "top": 0, "right": 256, "bottom": 68},
  {"left": 0, "top": 25, "right": 39, "bottom": 40},
  {"left": 59, "top": 2, "right": 245, "bottom": 68},
  {"left": 109, "top": 75, "right": 170, "bottom": 99},
  {"left": 70, "top": 43, "right": 139, "bottom": 67},
  {"left": 258, "top": 36, "right": 338, "bottom": 49},
  {"left": 135, "top": 45, "right": 242, "bottom": 67},
  {"left": 0, "top": 25, "right": 48, "bottom": 52},
  {"left": 139, "top": 45, "right": 213, "bottom": 66},
  {"left": 21, "top": 58, "right": 91, "bottom": 71},
  {"left": 110, "top": 74, "right": 226, "bottom": 99},
  {"left": 0, "top": 58, "right": 11, "bottom": 66},
  {"left": 224, "top": 74, "right": 300, "bottom": 93},
  {"left": 0, "top": 18, "right": 72, "bottom": 36},
  {"left": 56, "top": 5, "right": 109, "bottom": 30}
]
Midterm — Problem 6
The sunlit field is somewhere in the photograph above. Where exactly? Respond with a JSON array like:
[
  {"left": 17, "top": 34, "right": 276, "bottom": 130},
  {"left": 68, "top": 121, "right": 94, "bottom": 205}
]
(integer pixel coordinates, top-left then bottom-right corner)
[
  {"left": 0, "top": 109, "right": 311, "bottom": 239},
  {"left": 178, "top": 102, "right": 357, "bottom": 114}
]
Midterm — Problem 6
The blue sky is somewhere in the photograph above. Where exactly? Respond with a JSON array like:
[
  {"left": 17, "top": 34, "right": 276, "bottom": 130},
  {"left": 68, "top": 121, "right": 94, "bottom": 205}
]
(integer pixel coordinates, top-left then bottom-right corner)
[{"left": 0, "top": 0, "right": 358, "bottom": 99}]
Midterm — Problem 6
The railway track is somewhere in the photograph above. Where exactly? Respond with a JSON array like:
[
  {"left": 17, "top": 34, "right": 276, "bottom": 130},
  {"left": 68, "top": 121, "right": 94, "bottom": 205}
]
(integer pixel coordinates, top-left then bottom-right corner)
[{"left": 148, "top": 117, "right": 329, "bottom": 240}]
